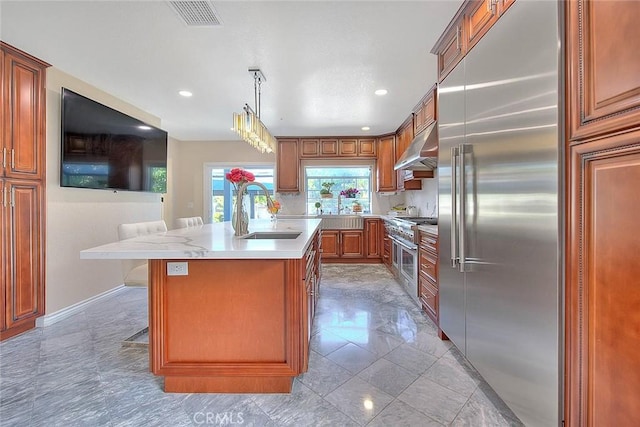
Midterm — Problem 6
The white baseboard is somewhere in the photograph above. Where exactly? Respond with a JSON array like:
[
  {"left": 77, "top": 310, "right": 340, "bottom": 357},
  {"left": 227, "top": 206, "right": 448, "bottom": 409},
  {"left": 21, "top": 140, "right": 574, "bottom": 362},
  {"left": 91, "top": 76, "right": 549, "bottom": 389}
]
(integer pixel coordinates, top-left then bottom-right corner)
[{"left": 36, "top": 284, "right": 126, "bottom": 327}]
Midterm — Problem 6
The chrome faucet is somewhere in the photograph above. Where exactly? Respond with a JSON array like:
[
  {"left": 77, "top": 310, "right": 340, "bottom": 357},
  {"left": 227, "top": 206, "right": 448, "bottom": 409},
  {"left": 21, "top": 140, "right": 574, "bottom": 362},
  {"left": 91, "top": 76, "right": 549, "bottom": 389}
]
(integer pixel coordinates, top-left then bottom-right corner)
[
  {"left": 234, "top": 181, "right": 276, "bottom": 236},
  {"left": 337, "top": 194, "right": 343, "bottom": 214}
]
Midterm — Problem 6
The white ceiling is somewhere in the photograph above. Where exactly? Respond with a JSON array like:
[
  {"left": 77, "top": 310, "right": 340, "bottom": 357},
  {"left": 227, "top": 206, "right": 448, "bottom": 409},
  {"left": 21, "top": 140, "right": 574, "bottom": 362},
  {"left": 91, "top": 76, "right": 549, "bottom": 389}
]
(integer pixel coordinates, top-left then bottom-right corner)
[{"left": 0, "top": 1, "right": 461, "bottom": 141}]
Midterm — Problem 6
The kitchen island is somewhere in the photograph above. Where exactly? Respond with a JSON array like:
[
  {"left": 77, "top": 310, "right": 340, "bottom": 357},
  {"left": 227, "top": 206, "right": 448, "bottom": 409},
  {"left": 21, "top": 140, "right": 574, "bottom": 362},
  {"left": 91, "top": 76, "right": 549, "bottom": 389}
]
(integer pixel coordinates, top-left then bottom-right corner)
[{"left": 81, "top": 219, "right": 322, "bottom": 393}]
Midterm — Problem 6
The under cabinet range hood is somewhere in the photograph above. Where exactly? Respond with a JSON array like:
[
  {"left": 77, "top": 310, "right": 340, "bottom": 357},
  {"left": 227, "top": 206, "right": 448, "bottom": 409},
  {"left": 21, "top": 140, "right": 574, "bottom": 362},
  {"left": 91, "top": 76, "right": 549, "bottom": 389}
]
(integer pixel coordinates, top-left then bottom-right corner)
[{"left": 394, "top": 121, "right": 438, "bottom": 171}]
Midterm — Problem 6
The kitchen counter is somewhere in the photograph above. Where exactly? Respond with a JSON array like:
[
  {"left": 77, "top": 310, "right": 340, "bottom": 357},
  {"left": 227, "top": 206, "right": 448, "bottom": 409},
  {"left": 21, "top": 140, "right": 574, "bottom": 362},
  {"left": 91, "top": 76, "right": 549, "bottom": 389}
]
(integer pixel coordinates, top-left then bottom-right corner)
[
  {"left": 81, "top": 219, "right": 322, "bottom": 394},
  {"left": 417, "top": 224, "right": 438, "bottom": 235},
  {"left": 80, "top": 218, "right": 322, "bottom": 260}
]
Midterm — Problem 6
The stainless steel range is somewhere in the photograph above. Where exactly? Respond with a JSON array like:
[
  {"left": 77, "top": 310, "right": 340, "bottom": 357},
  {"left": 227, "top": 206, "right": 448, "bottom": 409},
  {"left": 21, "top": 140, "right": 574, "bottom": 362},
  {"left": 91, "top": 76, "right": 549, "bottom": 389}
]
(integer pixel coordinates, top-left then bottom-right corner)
[{"left": 384, "top": 217, "right": 437, "bottom": 305}]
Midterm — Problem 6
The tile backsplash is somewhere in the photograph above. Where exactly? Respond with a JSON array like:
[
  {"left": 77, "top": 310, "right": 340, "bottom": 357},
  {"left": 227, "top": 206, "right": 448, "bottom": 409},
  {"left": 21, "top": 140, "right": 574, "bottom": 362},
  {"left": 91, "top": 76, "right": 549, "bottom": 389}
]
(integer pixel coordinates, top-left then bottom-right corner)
[{"left": 405, "top": 170, "right": 438, "bottom": 217}]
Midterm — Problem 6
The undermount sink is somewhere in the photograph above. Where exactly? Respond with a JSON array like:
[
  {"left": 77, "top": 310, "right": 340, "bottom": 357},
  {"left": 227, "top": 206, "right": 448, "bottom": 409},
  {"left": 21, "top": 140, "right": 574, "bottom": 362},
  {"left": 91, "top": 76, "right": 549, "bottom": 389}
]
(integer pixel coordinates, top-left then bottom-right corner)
[
  {"left": 318, "top": 215, "right": 364, "bottom": 230},
  {"left": 241, "top": 231, "right": 302, "bottom": 240}
]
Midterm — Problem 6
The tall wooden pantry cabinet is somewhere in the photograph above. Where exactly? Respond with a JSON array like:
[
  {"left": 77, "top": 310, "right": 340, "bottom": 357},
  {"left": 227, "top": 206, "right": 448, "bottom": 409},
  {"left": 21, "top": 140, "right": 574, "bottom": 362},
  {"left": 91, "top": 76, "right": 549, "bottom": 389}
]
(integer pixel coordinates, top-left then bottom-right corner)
[
  {"left": 0, "top": 42, "right": 49, "bottom": 341},
  {"left": 565, "top": 1, "right": 640, "bottom": 424}
]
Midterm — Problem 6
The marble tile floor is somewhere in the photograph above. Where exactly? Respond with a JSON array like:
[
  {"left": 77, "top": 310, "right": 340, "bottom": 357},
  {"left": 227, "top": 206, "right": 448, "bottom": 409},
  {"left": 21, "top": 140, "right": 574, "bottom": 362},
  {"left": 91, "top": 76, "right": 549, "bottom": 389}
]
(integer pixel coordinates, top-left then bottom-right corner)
[{"left": 0, "top": 264, "right": 523, "bottom": 427}]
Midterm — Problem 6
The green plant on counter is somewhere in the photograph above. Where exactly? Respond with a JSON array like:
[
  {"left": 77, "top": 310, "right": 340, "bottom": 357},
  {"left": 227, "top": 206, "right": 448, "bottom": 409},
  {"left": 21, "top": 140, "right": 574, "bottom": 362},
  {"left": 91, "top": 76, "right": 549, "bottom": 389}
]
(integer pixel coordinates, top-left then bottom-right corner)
[{"left": 320, "top": 182, "right": 335, "bottom": 197}]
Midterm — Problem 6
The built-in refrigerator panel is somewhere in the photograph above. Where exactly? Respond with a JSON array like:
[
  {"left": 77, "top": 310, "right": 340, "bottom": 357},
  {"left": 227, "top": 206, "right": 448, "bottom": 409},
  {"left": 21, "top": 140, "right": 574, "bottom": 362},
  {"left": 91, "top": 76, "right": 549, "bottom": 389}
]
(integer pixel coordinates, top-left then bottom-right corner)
[
  {"left": 437, "top": 58, "right": 466, "bottom": 353},
  {"left": 437, "top": 1, "right": 560, "bottom": 426}
]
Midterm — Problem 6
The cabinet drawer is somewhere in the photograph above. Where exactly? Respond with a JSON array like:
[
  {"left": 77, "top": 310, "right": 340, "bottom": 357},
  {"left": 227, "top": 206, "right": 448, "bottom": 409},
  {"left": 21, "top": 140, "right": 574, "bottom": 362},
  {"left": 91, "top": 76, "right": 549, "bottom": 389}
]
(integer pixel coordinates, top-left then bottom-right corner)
[
  {"left": 419, "top": 251, "right": 438, "bottom": 284},
  {"left": 419, "top": 275, "right": 438, "bottom": 319},
  {"left": 418, "top": 232, "right": 438, "bottom": 252}
]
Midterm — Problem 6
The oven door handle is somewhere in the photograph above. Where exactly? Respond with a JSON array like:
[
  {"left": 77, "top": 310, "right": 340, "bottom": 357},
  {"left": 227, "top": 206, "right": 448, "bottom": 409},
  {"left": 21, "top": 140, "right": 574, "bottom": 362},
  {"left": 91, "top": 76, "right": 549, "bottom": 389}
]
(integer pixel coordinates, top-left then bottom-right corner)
[{"left": 389, "top": 235, "right": 418, "bottom": 252}]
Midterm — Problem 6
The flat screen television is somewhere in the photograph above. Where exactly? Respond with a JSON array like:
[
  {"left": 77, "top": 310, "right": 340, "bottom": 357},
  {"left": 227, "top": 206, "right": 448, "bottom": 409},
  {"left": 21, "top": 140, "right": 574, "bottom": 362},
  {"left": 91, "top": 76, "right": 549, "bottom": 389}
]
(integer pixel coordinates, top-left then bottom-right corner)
[{"left": 60, "top": 88, "right": 168, "bottom": 193}]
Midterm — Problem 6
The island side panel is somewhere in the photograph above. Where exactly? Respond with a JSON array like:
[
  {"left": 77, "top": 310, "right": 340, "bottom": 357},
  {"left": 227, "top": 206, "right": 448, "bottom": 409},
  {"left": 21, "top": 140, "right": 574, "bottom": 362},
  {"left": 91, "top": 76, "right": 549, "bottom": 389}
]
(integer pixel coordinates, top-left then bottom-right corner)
[{"left": 149, "top": 258, "right": 306, "bottom": 393}]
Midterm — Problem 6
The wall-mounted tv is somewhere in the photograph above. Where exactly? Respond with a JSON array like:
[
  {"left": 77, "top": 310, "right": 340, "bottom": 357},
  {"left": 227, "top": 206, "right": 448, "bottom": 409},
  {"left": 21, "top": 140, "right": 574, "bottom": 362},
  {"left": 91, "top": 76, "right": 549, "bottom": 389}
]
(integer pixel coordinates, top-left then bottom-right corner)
[{"left": 60, "top": 88, "right": 168, "bottom": 193}]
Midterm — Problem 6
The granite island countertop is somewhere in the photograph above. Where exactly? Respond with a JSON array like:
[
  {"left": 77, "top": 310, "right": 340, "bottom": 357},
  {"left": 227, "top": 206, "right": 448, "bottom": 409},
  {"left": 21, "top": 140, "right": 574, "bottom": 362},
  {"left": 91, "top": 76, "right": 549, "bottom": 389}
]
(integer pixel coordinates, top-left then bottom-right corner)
[{"left": 80, "top": 218, "right": 322, "bottom": 260}]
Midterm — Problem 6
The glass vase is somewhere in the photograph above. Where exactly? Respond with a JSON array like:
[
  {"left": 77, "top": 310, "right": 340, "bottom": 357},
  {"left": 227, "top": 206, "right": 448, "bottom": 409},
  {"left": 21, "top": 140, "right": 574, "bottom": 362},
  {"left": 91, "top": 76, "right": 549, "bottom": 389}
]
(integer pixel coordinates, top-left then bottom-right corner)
[{"left": 231, "top": 192, "right": 249, "bottom": 235}]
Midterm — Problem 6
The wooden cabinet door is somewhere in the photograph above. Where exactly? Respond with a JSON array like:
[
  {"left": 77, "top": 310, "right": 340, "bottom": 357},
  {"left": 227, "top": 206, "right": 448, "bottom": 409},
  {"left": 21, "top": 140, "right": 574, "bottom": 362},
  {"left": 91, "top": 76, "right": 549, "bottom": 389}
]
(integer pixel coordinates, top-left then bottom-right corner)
[
  {"left": 320, "top": 230, "right": 339, "bottom": 259},
  {"left": 0, "top": 180, "right": 6, "bottom": 332},
  {"left": 432, "top": 17, "right": 466, "bottom": 83},
  {"left": 466, "top": 0, "right": 499, "bottom": 51},
  {"left": 2, "top": 45, "right": 47, "bottom": 180},
  {"left": 357, "top": 139, "right": 377, "bottom": 157},
  {"left": 4, "top": 180, "right": 43, "bottom": 330},
  {"left": 300, "top": 139, "right": 319, "bottom": 157},
  {"left": 395, "top": 118, "right": 414, "bottom": 160},
  {"left": 376, "top": 136, "right": 396, "bottom": 192},
  {"left": 340, "top": 230, "right": 363, "bottom": 258},
  {"left": 364, "top": 219, "right": 381, "bottom": 258},
  {"left": 338, "top": 139, "right": 357, "bottom": 157},
  {"left": 566, "top": 133, "right": 640, "bottom": 426},
  {"left": 567, "top": 0, "right": 640, "bottom": 140},
  {"left": 413, "top": 87, "right": 436, "bottom": 135},
  {"left": 276, "top": 139, "right": 299, "bottom": 193},
  {"left": 423, "top": 87, "right": 436, "bottom": 126},
  {"left": 319, "top": 139, "right": 338, "bottom": 156}
]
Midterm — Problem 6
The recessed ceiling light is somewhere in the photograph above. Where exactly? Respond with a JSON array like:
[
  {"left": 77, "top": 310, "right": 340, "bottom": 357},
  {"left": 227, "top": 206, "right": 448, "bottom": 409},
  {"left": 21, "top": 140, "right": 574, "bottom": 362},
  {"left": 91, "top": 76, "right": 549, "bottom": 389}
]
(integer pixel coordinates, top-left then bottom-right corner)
[
  {"left": 179, "top": 90, "right": 193, "bottom": 97},
  {"left": 374, "top": 89, "right": 388, "bottom": 96},
  {"left": 361, "top": 126, "right": 370, "bottom": 131},
  {"left": 138, "top": 125, "right": 152, "bottom": 130}
]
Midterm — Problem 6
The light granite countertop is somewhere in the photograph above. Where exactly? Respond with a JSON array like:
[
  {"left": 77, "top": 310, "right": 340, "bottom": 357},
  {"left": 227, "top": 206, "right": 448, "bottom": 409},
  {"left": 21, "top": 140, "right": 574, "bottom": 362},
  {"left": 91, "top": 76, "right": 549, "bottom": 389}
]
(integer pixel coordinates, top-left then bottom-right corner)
[
  {"left": 417, "top": 224, "right": 438, "bottom": 235},
  {"left": 80, "top": 219, "right": 322, "bottom": 260}
]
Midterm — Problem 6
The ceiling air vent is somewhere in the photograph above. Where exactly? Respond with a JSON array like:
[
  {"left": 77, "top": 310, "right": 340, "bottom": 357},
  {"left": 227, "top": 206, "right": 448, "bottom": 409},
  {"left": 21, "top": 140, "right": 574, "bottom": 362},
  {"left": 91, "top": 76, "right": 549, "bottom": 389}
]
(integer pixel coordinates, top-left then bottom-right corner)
[{"left": 168, "top": 1, "right": 222, "bottom": 26}]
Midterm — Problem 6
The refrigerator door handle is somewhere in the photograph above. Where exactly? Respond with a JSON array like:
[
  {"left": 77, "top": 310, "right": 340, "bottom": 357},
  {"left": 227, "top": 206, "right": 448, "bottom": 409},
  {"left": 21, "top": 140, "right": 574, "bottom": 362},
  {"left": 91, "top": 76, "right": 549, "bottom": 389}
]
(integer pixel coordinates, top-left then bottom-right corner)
[
  {"left": 458, "top": 143, "right": 468, "bottom": 273},
  {"left": 450, "top": 146, "right": 459, "bottom": 268}
]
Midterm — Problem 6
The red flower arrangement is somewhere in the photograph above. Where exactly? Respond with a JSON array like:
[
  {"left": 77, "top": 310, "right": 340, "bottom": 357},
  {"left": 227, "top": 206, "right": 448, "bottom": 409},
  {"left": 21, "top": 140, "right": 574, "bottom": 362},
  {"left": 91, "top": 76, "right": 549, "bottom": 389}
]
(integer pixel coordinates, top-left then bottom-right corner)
[{"left": 225, "top": 168, "right": 255, "bottom": 192}]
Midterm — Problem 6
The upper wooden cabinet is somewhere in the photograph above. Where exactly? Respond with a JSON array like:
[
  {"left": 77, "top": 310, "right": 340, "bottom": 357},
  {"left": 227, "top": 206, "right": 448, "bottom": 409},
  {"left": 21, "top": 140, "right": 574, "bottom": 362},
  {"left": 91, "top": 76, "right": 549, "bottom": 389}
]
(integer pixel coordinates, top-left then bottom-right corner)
[
  {"left": 320, "top": 139, "right": 338, "bottom": 156},
  {"left": 300, "top": 139, "right": 319, "bottom": 157},
  {"left": 431, "top": 0, "right": 515, "bottom": 83},
  {"left": 376, "top": 135, "right": 396, "bottom": 192},
  {"left": 413, "top": 86, "right": 437, "bottom": 135},
  {"left": 358, "top": 139, "right": 377, "bottom": 157},
  {"left": 338, "top": 139, "right": 357, "bottom": 156},
  {"left": 566, "top": 0, "right": 640, "bottom": 141},
  {"left": 1, "top": 43, "right": 48, "bottom": 181},
  {"left": 299, "top": 138, "right": 377, "bottom": 158},
  {"left": 431, "top": 14, "right": 466, "bottom": 83},
  {"left": 276, "top": 139, "right": 300, "bottom": 193},
  {"left": 395, "top": 116, "right": 414, "bottom": 160},
  {"left": 466, "top": 0, "right": 499, "bottom": 51}
]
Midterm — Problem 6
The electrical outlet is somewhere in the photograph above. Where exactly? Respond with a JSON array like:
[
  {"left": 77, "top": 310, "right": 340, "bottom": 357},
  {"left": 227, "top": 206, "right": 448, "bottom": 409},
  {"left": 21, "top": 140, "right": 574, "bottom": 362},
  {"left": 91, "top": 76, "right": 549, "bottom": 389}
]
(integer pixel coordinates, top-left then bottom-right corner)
[{"left": 167, "top": 262, "right": 188, "bottom": 276}]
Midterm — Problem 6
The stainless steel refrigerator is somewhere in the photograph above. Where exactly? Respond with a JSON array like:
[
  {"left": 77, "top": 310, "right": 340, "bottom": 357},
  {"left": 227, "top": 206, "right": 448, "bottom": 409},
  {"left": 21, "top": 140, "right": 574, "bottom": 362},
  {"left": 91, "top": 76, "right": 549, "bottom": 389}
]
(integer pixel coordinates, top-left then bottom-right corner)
[{"left": 437, "top": 1, "right": 561, "bottom": 426}]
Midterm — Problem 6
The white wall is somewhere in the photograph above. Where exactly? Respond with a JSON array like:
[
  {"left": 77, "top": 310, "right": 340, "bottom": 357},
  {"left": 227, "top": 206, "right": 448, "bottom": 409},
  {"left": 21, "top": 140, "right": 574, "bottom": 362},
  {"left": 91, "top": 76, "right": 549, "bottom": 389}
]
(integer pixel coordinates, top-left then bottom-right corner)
[{"left": 45, "top": 68, "right": 166, "bottom": 314}]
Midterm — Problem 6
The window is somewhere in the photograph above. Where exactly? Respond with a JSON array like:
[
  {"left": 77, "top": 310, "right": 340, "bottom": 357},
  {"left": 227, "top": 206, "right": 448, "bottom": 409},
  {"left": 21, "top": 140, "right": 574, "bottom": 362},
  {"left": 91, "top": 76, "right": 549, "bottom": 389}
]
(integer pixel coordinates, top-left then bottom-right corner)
[
  {"left": 305, "top": 166, "right": 372, "bottom": 214},
  {"left": 209, "top": 167, "right": 274, "bottom": 223}
]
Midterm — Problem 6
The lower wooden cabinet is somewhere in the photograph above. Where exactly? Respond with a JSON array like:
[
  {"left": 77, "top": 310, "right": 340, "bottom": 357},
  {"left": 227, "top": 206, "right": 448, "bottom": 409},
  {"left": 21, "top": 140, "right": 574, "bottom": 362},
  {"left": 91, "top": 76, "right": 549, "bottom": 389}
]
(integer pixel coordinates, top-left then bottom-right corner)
[
  {"left": 364, "top": 218, "right": 382, "bottom": 258},
  {"left": 302, "top": 230, "right": 321, "bottom": 371},
  {"left": 418, "top": 228, "right": 445, "bottom": 338},
  {"left": 1, "top": 180, "right": 45, "bottom": 340},
  {"left": 382, "top": 227, "right": 391, "bottom": 269},
  {"left": 320, "top": 229, "right": 366, "bottom": 261},
  {"left": 321, "top": 221, "right": 385, "bottom": 264}
]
